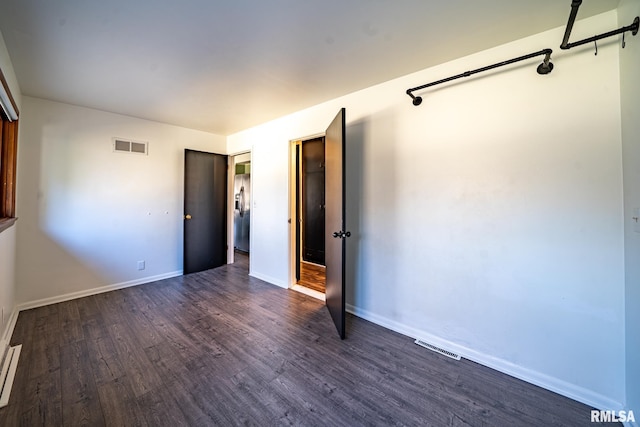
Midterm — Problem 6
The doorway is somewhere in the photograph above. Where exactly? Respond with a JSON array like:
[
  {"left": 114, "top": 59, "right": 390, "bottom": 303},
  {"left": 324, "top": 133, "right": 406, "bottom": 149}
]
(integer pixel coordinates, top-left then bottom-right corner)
[
  {"left": 290, "top": 136, "right": 326, "bottom": 300},
  {"left": 289, "top": 108, "right": 347, "bottom": 339},
  {"left": 229, "top": 152, "right": 251, "bottom": 266}
]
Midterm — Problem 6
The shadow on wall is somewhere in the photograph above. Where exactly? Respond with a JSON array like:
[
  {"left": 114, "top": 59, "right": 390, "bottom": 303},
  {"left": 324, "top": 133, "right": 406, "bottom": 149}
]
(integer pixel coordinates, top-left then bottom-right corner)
[
  {"left": 16, "top": 224, "right": 108, "bottom": 304},
  {"left": 345, "top": 108, "right": 399, "bottom": 316},
  {"left": 16, "top": 127, "right": 108, "bottom": 304}
]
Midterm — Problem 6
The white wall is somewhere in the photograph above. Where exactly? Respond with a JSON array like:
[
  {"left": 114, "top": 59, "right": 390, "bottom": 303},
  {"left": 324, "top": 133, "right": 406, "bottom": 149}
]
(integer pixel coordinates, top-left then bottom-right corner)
[
  {"left": 15, "top": 97, "right": 226, "bottom": 305},
  {"left": 0, "top": 226, "right": 17, "bottom": 338},
  {"left": 619, "top": 0, "right": 640, "bottom": 419},
  {"left": 0, "top": 29, "right": 21, "bottom": 344},
  {"left": 228, "top": 12, "right": 626, "bottom": 409}
]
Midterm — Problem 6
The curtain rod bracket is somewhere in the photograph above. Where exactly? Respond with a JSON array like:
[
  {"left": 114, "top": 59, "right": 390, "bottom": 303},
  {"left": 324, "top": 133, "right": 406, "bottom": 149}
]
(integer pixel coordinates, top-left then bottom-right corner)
[
  {"left": 406, "top": 90, "right": 423, "bottom": 106},
  {"left": 536, "top": 62, "right": 554, "bottom": 75},
  {"left": 537, "top": 50, "right": 554, "bottom": 75}
]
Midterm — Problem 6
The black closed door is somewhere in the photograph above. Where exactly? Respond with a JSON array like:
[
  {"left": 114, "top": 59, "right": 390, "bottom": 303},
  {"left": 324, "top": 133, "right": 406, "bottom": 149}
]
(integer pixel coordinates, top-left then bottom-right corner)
[
  {"left": 325, "top": 108, "right": 348, "bottom": 339},
  {"left": 184, "top": 149, "right": 228, "bottom": 274}
]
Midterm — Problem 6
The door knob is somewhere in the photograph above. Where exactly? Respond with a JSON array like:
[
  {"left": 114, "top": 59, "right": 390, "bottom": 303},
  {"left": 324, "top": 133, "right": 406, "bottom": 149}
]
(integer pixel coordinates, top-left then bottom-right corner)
[
  {"left": 332, "top": 230, "right": 352, "bottom": 238},
  {"left": 185, "top": 214, "right": 192, "bottom": 220}
]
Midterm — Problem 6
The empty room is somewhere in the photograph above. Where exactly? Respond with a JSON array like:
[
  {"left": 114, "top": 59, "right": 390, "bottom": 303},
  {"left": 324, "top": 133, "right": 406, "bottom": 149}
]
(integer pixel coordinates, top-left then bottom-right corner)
[{"left": 0, "top": 0, "right": 639, "bottom": 425}]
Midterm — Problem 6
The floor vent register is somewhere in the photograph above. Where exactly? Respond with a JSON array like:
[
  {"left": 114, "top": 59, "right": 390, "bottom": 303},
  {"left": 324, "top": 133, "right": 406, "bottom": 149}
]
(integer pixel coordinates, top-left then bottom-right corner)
[{"left": 415, "top": 339, "right": 461, "bottom": 361}]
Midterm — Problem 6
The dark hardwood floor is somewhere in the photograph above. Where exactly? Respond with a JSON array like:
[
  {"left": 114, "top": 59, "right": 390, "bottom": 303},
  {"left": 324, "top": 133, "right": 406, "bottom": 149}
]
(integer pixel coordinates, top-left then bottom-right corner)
[
  {"left": 298, "top": 261, "right": 325, "bottom": 293},
  {"left": 0, "top": 253, "right": 617, "bottom": 426}
]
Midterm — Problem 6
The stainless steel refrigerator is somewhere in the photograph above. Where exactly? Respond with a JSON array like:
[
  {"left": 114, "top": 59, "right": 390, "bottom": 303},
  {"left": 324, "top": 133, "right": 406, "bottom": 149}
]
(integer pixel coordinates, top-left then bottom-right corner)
[{"left": 233, "top": 173, "right": 250, "bottom": 253}]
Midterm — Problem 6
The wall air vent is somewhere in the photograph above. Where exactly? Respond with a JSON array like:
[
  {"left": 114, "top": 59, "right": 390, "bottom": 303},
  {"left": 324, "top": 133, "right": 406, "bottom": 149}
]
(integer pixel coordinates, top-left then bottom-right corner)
[
  {"left": 415, "top": 339, "right": 461, "bottom": 361},
  {"left": 112, "top": 137, "right": 148, "bottom": 155}
]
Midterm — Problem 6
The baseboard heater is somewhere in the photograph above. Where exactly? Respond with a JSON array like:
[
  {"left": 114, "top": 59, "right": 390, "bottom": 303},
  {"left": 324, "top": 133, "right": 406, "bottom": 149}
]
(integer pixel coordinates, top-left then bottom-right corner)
[
  {"left": 0, "top": 344, "right": 22, "bottom": 408},
  {"left": 415, "top": 339, "right": 461, "bottom": 361}
]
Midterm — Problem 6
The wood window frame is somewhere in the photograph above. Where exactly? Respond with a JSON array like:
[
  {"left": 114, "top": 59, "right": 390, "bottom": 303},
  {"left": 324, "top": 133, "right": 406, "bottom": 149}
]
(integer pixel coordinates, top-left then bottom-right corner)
[{"left": 0, "top": 65, "right": 19, "bottom": 234}]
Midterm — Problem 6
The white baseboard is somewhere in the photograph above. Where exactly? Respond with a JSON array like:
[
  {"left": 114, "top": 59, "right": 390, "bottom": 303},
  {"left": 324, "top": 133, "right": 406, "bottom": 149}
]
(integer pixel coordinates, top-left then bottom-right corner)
[
  {"left": 291, "top": 284, "right": 325, "bottom": 301},
  {"left": 346, "top": 303, "right": 624, "bottom": 414},
  {"left": 17, "top": 270, "right": 183, "bottom": 312},
  {"left": 249, "top": 271, "right": 288, "bottom": 289}
]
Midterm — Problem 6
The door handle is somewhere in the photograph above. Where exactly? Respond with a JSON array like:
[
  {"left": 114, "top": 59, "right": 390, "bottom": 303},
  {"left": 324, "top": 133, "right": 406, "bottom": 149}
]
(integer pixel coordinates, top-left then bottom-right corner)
[
  {"left": 332, "top": 230, "right": 351, "bottom": 238},
  {"left": 185, "top": 214, "right": 192, "bottom": 220},
  {"left": 239, "top": 186, "right": 245, "bottom": 217}
]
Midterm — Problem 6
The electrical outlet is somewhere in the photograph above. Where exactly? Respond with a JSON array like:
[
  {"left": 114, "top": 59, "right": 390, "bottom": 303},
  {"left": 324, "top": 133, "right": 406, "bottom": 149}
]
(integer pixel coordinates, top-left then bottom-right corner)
[{"left": 137, "top": 261, "right": 145, "bottom": 271}]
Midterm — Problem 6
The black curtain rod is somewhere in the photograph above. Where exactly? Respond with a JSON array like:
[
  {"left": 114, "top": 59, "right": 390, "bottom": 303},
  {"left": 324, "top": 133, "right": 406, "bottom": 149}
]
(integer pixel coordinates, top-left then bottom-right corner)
[
  {"left": 560, "top": 0, "right": 639, "bottom": 50},
  {"left": 406, "top": 48, "right": 553, "bottom": 106},
  {"left": 561, "top": 17, "right": 639, "bottom": 50}
]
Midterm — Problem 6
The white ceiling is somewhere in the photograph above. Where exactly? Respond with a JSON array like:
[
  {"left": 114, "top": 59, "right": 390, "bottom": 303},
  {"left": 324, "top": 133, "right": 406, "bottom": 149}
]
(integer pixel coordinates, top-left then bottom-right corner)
[{"left": 0, "top": 0, "right": 620, "bottom": 135}]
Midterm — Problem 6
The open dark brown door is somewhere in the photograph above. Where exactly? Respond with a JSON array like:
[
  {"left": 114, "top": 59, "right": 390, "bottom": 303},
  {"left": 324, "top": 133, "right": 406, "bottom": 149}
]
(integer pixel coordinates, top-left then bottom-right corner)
[
  {"left": 325, "top": 108, "right": 348, "bottom": 339},
  {"left": 184, "top": 149, "right": 228, "bottom": 274}
]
